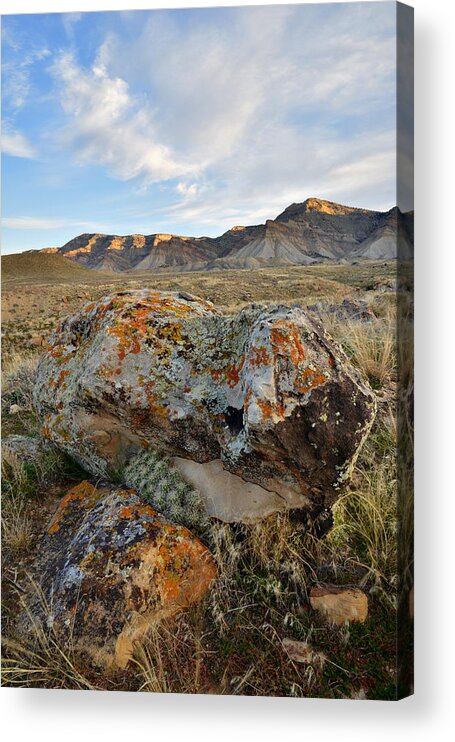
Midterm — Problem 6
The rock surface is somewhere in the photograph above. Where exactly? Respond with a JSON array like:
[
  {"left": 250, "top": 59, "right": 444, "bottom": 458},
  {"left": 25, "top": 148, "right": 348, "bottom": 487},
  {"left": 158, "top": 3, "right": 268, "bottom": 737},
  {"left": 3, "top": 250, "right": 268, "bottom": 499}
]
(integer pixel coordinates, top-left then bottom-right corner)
[
  {"left": 282, "top": 638, "right": 327, "bottom": 667},
  {"left": 308, "top": 298, "right": 375, "bottom": 323},
  {"left": 2, "top": 434, "right": 51, "bottom": 467},
  {"left": 8, "top": 404, "right": 22, "bottom": 416},
  {"left": 34, "top": 289, "right": 376, "bottom": 521},
  {"left": 27, "top": 480, "right": 217, "bottom": 669},
  {"left": 309, "top": 584, "right": 368, "bottom": 625}
]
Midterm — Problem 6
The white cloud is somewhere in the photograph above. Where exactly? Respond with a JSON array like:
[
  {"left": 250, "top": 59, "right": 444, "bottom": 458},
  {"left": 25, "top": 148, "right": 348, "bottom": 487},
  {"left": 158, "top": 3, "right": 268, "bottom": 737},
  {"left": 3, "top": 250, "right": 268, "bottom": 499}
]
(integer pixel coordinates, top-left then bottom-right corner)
[
  {"left": 2, "top": 45, "right": 50, "bottom": 110},
  {"left": 51, "top": 53, "right": 199, "bottom": 184},
  {"left": 62, "top": 12, "right": 83, "bottom": 40},
  {"left": 2, "top": 129, "right": 36, "bottom": 158},
  {"left": 176, "top": 182, "right": 201, "bottom": 199},
  {"left": 47, "top": 3, "right": 397, "bottom": 232},
  {"left": 2, "top": 216, "right": 99, "bottom": 230}
]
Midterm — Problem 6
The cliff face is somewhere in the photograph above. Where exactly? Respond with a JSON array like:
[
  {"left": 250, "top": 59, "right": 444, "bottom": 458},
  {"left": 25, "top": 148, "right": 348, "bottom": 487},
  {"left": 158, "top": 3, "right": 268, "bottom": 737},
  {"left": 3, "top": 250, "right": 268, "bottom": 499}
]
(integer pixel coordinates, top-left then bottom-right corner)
[{"left": 48, "top": 199, "right": 413, "bottom": 272}]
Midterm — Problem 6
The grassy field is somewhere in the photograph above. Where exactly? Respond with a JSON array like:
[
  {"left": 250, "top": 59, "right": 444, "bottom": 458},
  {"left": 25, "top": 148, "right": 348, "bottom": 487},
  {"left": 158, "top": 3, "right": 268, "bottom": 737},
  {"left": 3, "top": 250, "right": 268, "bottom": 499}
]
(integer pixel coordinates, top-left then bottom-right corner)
[
  {"left": 1, "top": 261, "right": 412, "bottom": 698},
  {"left": 1, "top": 256, "right": 397, "bottom": 352}
]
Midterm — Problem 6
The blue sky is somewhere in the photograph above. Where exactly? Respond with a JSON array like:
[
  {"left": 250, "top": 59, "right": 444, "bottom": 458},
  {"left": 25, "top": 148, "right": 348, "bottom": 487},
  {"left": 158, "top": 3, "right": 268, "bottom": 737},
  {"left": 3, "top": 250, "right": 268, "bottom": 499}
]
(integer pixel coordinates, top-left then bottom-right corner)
[{"left": 1, "top": 3, "right": 398, "bottom": 254}]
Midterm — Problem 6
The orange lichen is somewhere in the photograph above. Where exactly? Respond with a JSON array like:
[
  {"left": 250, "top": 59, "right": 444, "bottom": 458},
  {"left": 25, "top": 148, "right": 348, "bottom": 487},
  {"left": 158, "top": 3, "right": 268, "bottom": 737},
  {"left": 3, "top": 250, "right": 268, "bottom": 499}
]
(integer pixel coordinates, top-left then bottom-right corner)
[
  {"left": 250, "top": 345, "right": 271, "bottom": 368},
  {"left": 296, "top": 367, "right": 327, "bottom": 395},
  {"left": 244, "top": 387, "right": 252, "bottom": 414},
  {"left": 118, "top": 506, "right": 135, "bottom": 520},
  {"left": 57, "top": 369, "right": 70, "bottom": 385},
  {"left": 225, "top": 358, "right": 242, "bottom": 388},
  {"left": 143, "top": 381, "right": 169, "bottom": 417},
  {"left": 48, "top": 481, "right": 106, "bottom": 534},
  {"left": 270, "top": 321, "right": 307, "bottom": 365},
  {"left": 257, "top": 398, "right": 284, "bottom": 421}
]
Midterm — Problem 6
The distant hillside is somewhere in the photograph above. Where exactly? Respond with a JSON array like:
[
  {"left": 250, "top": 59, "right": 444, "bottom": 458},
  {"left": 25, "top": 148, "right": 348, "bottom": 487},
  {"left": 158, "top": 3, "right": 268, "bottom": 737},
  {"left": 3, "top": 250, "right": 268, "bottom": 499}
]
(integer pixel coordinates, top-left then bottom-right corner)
[
  {"left": 20, "top": 198, "right": 412, "bottom": 274},
  {"left": 1, "top": 251, "right": 111, "bottom": 286}
]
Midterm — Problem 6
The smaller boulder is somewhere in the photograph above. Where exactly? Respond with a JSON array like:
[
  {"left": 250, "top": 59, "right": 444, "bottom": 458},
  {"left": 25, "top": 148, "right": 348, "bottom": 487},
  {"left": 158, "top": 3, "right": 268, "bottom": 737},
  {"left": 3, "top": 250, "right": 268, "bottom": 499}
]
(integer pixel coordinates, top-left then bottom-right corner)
[
  {"left": 2, "top": 434, "right": 51, "bottom": 468},
  {"left": 282, "top": 638, "right": 326, "bottom": 668},
  {"left": 308, "top": 298, "right": 374, "bottom": 323},
  {"left": 26, "top": 481, "right": 217, "bottom": 669},
  {"left": 8, "top": 404, "right": 22, "bottom": 416},
  {"left": 309, "top": 584, "right": 368, "bottom": 625}
]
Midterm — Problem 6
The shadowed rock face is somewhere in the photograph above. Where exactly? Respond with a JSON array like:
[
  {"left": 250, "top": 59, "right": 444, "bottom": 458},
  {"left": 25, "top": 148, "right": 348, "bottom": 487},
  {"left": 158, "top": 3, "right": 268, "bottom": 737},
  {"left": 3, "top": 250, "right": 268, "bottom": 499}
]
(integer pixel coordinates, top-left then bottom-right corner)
[
  {"left": 34, "top": 289, "right": 376, "bottom": 520},
  {"left": 28, "top": 481, "right": 217, "bottom": 669}
]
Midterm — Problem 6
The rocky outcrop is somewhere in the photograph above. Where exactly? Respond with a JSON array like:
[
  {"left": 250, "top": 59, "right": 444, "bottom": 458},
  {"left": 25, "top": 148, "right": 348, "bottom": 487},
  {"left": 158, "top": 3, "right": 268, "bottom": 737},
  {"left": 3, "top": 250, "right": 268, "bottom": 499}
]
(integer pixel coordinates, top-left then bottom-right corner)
[
  {"left": 34, "top": 289, "right": 376, "bottom": 522},
  {"left": 27, "top": 480, "right": 216, "bottom": 669}
]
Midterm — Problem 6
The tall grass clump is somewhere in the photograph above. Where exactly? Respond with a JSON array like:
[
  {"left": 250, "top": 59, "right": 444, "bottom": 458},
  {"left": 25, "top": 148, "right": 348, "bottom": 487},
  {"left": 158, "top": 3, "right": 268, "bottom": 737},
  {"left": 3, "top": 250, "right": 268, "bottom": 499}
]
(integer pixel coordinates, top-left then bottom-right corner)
[
  {"left": 1, "top": 578, "right": 96, "bottom": 690},
  {"left": 206, "top": 512, "right": 318, "bottom": 639},
  {"left": 2, "top": 352, "right": 39, "bottom": 412},
  {"left": 339, "top": 319, "right": 395, "bottom": 390},
  {"left": 1, "top": 450, "right": 37, "bottom": 553},
  {"left": 325, "top": 414, "right": 398, "bottom": 590},
  {"left": 131, "top": 612, "right": 207, "bottom": 694},
  {"left": 319, "top": 305, "right": 396, "bottom": 390}
]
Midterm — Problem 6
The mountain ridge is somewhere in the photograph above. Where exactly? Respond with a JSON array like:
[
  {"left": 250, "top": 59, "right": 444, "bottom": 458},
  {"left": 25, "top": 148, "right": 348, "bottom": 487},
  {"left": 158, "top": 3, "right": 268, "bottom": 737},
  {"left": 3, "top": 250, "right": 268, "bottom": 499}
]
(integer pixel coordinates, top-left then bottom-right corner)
[{"left": 35, "top": 198, "right": 413, "bottom": 273}]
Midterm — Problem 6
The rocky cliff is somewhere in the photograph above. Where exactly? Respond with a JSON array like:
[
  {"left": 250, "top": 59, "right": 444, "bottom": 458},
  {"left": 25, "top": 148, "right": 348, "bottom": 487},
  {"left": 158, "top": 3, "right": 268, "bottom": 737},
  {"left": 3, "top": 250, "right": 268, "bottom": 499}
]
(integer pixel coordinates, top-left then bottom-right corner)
[{"left": 47, "top": 198, "right": 413, "bottom": 272}]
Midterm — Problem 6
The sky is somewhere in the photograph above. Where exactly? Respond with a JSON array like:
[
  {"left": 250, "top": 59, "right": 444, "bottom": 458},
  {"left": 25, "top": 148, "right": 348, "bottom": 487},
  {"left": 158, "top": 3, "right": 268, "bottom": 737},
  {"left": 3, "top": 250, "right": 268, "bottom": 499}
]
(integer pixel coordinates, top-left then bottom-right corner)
[{"left": 1, "top": 3, "right": 399, "bottom": 254}]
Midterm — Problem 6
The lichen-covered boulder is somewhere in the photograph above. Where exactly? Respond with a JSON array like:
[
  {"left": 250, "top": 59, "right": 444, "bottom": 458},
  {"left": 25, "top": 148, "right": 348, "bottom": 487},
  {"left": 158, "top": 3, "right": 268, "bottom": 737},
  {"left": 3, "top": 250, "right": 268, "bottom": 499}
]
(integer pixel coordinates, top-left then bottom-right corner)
[
  {"left": 34, "top": 289, "right": 376, "bottom": 521},
  {"left": 27, "top": 480, "right": 217, "bottom": 669}
]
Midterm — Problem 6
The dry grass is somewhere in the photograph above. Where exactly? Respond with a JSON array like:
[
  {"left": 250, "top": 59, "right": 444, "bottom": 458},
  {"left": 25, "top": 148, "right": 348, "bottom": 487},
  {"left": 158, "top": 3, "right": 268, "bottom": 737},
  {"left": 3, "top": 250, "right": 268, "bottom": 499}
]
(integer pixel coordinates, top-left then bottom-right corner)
[
  {"left": 131, "top": 612, "right": 210, "bottom": 694},
  {"left": 2, "top": 352, "right": 39, "bottom": 412},
  {"left": 206, "top": 513, "right": 317, "bottom": 637},
  {"left": 1, "top": 578, "right": 97, "bottom": 690},
  {"left": 327, "top": 462, "right": 397, "bottom": 590},
  {"left": 1, "top": 485, "right": 34, "bottom": 554},
  {"left": 325, "top": 412, "right": 398, "bottom": 591},
  {"left": 325, "top": 315, "right": 396, "bottom": 390},
  {"left": 1, "top": 450, "right": 36, "bottom": 553}
]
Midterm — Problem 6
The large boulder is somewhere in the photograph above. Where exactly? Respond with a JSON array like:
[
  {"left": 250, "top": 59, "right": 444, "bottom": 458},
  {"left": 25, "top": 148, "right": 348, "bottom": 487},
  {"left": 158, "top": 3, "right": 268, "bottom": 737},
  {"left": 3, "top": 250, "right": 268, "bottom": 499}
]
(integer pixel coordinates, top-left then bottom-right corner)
[
  {"left": 34, "top": 290, "right": 376, "bottom": 521},
  {"left": 25, "top": 480, "right": 217, "bottom": 669}
]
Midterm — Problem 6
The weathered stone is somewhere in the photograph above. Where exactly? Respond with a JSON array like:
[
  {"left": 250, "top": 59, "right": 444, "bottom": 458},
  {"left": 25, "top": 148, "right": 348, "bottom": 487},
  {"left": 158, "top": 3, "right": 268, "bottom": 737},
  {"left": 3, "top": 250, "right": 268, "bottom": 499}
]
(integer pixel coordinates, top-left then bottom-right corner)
[
  {"left": 308, "top": 298, "right": 375, "bottom": 323},
  {"left": 34, "top": 289, "right": 376, "bottom": 522},
  {"left": 172, "top": 456, "right": 291, "bottom": 523},
  {"left": 8, "top": 404, "right": 22, "bottom": 416},
  {"left": 309, "top": 584, "right": 368, "bottom": 625},
  {"left": 282, "top": 638, "right": 326, "bottom": 667},
  {"left": 2, "top": 434, "right": 51, "bottom": 467},
  {"left": 26, "top": 480, "right": 217, "bottom": 669}
]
